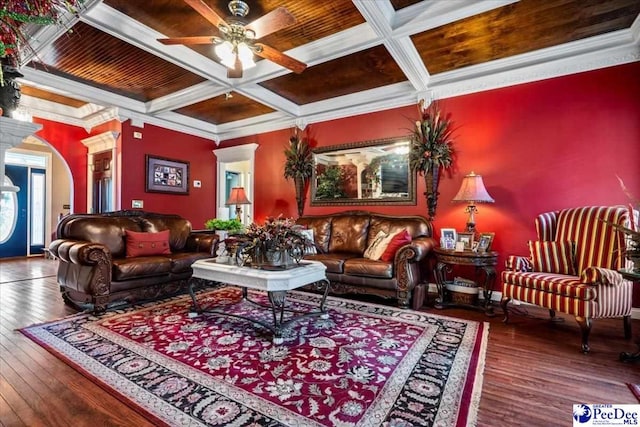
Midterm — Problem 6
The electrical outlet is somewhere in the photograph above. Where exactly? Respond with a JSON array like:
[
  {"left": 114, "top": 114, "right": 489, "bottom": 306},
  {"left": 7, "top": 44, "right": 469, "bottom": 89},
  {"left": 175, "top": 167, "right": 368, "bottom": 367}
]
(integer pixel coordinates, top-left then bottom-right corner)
[{"left": 133, "top": 131, "right": 142, "bottom": 139}]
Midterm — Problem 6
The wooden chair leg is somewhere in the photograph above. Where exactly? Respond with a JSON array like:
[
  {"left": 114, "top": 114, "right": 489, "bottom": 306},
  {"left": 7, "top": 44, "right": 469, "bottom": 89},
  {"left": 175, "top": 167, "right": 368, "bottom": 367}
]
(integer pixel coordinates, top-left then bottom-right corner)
[
  {"left": 500, "top": 297, "right": 511, "bottom": 323},
  {"left": 623, "top": 315, "right": 632, "bottom": 340},
  {"left": 575, "top": 316, "right": 592, "bottom": 354}
]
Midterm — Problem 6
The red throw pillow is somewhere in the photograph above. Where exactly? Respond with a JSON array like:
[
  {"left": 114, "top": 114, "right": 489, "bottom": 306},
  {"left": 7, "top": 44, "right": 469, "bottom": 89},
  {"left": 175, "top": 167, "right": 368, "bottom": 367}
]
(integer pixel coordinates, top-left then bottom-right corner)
[
  {"left": 380, "top": 230, "right": 412, "bottom": 262},
  {"left": 125, "top": 229, "right": 171, "bottom": 258}
]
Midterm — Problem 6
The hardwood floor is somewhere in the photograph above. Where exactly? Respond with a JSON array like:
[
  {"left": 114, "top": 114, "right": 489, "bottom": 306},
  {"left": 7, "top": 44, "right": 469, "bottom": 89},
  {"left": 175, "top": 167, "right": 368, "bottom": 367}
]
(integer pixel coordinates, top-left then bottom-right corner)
[{"left": 1, "top": 257, "right": 638, "bottom": 426}]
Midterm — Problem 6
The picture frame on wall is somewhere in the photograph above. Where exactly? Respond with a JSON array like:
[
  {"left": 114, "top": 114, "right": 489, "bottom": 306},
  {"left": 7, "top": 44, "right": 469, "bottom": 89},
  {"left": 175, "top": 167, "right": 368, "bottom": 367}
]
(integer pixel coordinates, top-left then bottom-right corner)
[
  {"left": 456, "top": 232, "right": 474, "bottom": 250},
  {"left": 476, "top": 232, "right": 495, "bottom": 253},
  {"left": 145, "top": 155, "right": 190, "bottom": 195},
  {"left": 440, "top": 228, "right": 457, "bottom": 250}
]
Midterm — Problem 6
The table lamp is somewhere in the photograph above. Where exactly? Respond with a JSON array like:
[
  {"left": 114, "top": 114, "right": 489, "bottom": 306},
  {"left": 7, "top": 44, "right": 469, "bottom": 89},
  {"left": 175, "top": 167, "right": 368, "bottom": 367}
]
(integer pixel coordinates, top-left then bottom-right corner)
[
  {"left": 452, "top": 171, "right": 494, "bottom": 233},
  {"left": 225, "top": 187, "right": 251, "bottom": 222}
]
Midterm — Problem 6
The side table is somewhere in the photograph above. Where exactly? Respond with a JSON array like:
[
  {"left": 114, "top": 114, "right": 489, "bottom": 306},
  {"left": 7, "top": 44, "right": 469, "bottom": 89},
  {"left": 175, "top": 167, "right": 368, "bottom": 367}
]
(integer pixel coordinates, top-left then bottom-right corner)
[
  {"left": 433, "top": 247, "right": 498, "bottom": 316},
  {"left": 618, "top": 268, "right": 639, "bottom": 363}
]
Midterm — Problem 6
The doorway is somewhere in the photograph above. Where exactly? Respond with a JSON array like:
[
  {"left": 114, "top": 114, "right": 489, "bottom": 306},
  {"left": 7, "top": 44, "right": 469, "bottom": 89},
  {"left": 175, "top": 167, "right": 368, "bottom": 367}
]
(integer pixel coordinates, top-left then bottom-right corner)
[{"left": 0, "top": 161, "right": 46, "bottom": 258}]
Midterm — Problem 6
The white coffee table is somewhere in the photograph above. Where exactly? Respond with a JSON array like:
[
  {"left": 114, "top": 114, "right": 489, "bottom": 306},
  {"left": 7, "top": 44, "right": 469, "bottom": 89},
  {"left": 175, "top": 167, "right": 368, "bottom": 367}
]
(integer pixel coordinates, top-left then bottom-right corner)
[{"left": 189, "top": 259, "right": 330, "bottom": 344}]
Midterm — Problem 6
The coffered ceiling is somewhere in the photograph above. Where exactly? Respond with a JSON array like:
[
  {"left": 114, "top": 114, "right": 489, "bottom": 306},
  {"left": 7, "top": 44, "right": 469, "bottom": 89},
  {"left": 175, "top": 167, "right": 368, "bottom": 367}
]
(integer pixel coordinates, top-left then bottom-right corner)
[{"left": 15, "top": 0, "right": 640, "bottom": 143}]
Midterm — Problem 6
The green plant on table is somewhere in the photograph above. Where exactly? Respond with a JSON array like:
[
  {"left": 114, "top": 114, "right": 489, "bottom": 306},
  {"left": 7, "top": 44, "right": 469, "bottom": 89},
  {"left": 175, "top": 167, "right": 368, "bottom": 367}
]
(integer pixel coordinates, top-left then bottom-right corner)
[{"left": 204, "top": 218, "right": 243, "bottom": 231}]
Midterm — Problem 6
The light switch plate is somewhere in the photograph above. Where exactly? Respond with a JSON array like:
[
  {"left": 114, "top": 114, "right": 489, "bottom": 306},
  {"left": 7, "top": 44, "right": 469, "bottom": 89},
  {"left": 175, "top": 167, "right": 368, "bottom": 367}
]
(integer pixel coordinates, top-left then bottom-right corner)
[
  {"left": 193, "top": 180, "right": 202, "bottom": 188},
  {"left": 132, "top": 200, "right": 143, "bottom": 208}
]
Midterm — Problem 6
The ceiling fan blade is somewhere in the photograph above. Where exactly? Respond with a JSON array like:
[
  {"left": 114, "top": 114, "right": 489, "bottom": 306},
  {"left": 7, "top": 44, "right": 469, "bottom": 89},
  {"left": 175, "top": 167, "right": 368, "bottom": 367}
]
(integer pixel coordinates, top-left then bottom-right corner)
[
  {"left": 158, "top": 36, "right": 215, "bottom": 45},
  {"left": 227, "top": 56, "right": 243, "bottom": 78},
  {"left": 184, "top": 0, "right": 228, "bottom": 28},
  {"left": 254, "top": 43, "right": 307, "bottom": 74},
  {"left": 245, "top": 7, "right": 296, "bottom": 39}
]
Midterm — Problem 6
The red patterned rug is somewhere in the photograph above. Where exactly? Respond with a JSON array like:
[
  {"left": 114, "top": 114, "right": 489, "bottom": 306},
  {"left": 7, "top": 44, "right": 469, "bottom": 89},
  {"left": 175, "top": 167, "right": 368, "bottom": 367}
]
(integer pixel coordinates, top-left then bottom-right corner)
[{"left": 21, "top": 287, "right": 488, "bottom": 426}]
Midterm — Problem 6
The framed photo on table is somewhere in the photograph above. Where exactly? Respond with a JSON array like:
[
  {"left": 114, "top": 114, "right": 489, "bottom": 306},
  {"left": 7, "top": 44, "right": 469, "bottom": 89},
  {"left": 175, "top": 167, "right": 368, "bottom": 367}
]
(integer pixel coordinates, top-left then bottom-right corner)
[
  {"left": 457, "top": 232, "right": 474, "bottom": 250},
  {"left": 440, "top": 228, "right": 457, "bottom": 250},
  {"left": 476, "top": 232, "right": 495, "bottom": 253},
  {"left": 146, "top": 155, "right": 190, "bottom": 195}
]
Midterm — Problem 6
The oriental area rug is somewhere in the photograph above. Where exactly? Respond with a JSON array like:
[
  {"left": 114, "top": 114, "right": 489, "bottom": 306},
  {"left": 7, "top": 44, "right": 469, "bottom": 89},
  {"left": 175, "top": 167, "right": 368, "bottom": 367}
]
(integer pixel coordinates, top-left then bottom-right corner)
[{"left": 21, "top": 287, "right": 488, "bottom": 427}]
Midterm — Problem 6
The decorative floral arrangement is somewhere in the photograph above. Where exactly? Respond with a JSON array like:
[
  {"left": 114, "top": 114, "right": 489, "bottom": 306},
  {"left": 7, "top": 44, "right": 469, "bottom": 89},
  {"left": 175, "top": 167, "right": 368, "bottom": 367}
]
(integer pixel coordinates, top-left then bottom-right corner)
[
  {"left": 283, "top": 131, "right": 314, "bottom": 216},
  {"left": 409, "top": 99, "right": 454, "bottom": 174},
  {"left": 408, "top": 99, "right": 455, "bottom": 220},
  {"left": 1, "top": 0, "right": 84, "bottom": 68},
  {"left": 244, "top": 216, "right": 307, "bottom": 252},
  {"left": 283, "top": 133, "right": 313, "bottom": 181}
]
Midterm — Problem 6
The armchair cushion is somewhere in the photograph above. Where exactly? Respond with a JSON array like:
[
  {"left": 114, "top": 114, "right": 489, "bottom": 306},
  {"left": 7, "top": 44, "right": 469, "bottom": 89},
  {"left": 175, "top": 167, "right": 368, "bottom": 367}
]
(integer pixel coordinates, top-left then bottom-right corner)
[
  {"left": 502, "top": 271, "right": 596, "bottom": 300},
  {"left": 529, "top": 240, "right": 576, "bottom": 275},
  {"left": 125, "top": 230, "right": 171, "bottom": 258}
]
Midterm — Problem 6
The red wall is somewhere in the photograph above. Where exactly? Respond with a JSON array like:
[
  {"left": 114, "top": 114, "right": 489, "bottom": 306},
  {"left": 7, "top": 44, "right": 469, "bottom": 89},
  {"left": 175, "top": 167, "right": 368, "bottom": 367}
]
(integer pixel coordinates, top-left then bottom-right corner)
[
  {"left": 34, "top": 118, "right": 121, "bottom": 212},
  {"left": 224, "top": 62, "right": 640, "bottom": 301},
  {"left": 119, "top": 121, "right": 218, "bottom": 229},
  {"left": 39, "top": 62, "right": 640, "bottom": 303}
]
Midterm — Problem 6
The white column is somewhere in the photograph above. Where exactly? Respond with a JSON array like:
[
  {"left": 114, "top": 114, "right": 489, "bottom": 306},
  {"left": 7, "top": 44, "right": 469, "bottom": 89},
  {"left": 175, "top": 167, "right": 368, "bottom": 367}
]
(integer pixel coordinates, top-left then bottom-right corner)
[{"left": 0, "top": 116, "right": 43, "bottom": 194}]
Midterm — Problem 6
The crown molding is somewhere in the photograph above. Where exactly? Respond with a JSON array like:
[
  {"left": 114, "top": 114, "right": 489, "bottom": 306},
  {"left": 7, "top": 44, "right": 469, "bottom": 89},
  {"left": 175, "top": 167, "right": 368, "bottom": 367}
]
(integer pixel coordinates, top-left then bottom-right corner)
[{"left": 15, "top": 1, "right": 639, "bottom": 145}]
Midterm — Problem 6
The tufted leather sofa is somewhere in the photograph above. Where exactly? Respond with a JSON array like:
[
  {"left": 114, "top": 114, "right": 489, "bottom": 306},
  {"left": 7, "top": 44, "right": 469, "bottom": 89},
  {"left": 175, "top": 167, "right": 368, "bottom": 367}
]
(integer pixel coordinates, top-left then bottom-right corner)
[
  {"left": 296, "top": 211, "right": 436, "bottom": 308},
  {"left": 49, "top": 210, "right": 217, "bottom": 312}
]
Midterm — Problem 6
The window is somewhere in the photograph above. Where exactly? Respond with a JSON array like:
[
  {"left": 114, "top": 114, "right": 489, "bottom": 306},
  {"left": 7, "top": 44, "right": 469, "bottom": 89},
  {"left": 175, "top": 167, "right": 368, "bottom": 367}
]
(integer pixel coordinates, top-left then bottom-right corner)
[{"left": 0, "top": 176, "right": 18, "bottom": 244}]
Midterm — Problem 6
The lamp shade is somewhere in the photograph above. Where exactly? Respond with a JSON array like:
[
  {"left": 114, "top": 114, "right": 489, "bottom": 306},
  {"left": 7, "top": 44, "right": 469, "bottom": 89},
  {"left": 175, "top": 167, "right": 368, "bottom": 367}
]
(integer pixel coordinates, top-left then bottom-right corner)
[
  {"left": 452, "top": 172, "right": 494, "bottom": 203},
  {"left": 225, "top": 187, "right": 251, "bottom": 206}
]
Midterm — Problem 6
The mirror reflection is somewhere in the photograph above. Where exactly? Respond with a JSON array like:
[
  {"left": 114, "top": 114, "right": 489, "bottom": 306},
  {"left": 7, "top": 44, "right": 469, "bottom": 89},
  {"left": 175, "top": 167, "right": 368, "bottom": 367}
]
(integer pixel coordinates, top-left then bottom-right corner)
[{"left": 311, "top": 137, "right": 416, "bottom": 206}]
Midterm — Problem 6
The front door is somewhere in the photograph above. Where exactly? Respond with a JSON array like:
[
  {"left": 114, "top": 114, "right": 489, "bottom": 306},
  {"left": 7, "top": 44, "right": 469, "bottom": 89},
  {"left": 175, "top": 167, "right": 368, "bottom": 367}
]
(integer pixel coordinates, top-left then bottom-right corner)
[
  {"left": 0, "top": 165, "right": 46, "bottom": 258},
  {"left": 0, "top": 165, "right": 28, "bottom": 257}
]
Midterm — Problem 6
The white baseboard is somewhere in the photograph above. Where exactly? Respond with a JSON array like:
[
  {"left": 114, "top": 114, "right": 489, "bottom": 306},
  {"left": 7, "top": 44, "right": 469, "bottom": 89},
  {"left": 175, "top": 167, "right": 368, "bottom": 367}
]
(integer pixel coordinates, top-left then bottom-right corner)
[{"left": 424, "top": 283, "right": 640, "bottom": 320}]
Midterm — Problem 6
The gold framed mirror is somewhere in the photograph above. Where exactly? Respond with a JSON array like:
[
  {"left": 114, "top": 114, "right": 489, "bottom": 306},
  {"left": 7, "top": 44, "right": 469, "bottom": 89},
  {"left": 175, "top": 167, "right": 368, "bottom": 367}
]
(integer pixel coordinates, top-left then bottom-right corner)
[{"left": 310, "top": 136, "right": 416, "bottom": 206}]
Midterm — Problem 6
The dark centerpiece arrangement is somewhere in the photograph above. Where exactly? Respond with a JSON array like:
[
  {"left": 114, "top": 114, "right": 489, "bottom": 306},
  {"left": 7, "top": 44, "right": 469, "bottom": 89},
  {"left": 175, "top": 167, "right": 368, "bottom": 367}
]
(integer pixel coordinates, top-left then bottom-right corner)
[
  {"left": 409, "top": 100, "right": 455, "bottom": 220},
  {"left": 283, "top": 131, "right": 313, "bottom": 216},
  {"left": 235, "top": 216, "right": 313, "bottom": 269}
]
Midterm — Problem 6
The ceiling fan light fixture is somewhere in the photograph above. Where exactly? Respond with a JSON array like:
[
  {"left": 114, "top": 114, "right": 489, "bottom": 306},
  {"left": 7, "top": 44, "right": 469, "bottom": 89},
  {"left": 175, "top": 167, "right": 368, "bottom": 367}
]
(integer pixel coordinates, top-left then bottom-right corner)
[
  {"left": 215, "top": 41, "right": 235, "bottom": 65},
  {"left": 237, "top": 42, "right": 256, "bottom": 69}
]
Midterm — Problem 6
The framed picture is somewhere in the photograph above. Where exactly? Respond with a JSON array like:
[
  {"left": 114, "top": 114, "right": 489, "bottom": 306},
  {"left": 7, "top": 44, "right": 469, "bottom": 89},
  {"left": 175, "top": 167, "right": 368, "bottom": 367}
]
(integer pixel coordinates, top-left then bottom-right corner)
[
  {"left": 476, "top": 232, "right": 495, "bottom": 253},
  {"left": 457, "top": 232, "right": 474, "bottom": 251},
  {"left": 440, "top": 228, "right": 457, "bottom": 250},
  {"left": 145, "top": 155, "right": 190, "bottom": 195}
]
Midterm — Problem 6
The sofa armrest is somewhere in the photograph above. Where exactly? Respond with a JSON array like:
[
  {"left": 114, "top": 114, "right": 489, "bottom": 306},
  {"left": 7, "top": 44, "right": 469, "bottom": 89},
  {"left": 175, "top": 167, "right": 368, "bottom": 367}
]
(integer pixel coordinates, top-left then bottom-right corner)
[
  {"left": 396, "top": 236, "right": 437, "bottom": 263},
  {"left": 185, "top": 232, "right": 219, "bottom": 256},
  {"left": 393, "top": 236, "right": 437, "bottom": 296},
  {"left": 579, "top": 267, "right": 626, "bottom": 286},
  {"left": 505, "top": 255, "right": 532, "bottom": 272},
  {"left": 50, "top": 239, "right": 112, "bottom": 266}
]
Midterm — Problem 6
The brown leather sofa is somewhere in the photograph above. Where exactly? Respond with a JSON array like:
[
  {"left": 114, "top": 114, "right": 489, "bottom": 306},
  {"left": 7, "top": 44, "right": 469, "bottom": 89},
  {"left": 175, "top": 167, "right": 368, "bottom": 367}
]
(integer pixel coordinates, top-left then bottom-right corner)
[
  {"left": 49, "top": 210, "right": 217, "bottom": 312},
  {"left": 296, "top": 211, "right": 436, "bottom": 308}
]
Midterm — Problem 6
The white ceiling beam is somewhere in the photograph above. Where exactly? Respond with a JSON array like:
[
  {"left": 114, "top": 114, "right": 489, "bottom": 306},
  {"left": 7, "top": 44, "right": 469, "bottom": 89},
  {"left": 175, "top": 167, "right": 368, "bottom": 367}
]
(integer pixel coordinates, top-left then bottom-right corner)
[
  {"left": 81, "top": 3, "right": 232, "bottom": 87},
  {"left": 146, "top": 81, "right": 228, "bottom": 114}
]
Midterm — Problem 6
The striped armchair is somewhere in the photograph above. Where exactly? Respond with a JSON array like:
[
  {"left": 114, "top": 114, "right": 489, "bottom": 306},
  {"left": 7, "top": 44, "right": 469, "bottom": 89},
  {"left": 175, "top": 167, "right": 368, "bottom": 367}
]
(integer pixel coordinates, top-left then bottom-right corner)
[{"left": 501, "top": 206, "right": 634, "bottom": 353}]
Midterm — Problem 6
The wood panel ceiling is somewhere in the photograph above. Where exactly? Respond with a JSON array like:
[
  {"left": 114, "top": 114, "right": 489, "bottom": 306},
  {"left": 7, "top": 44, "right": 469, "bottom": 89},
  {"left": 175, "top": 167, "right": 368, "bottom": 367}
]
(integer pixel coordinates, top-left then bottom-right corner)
[{"left": 15, "top": 0, "right": 640, "bottom": 141}]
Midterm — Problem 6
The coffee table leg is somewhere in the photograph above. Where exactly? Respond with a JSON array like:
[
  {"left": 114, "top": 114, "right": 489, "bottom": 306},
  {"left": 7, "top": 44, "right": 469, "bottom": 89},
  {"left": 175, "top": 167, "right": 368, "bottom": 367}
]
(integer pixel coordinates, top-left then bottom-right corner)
[
  {"left": 318, "top": 278, "right": 330, "bottom": 319},
  {"left": 268, "top": 291, "right": 287, "bottom": 344},
  {"left": 187, "top": 279, "right": 202, "bottom": 318}
]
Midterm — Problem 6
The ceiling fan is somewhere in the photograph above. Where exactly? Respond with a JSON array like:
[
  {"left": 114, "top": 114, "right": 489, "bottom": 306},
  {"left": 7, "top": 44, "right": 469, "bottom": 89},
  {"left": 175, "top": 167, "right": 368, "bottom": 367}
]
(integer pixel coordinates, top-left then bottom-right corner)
[{"left": 158, "top": 0, "right": 307, "bottom": 78}]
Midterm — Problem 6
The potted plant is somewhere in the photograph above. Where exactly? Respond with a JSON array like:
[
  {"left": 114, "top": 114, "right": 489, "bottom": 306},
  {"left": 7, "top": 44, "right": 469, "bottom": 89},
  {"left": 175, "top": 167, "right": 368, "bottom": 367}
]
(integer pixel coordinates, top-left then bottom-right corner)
[
  {"left": 409, "top": 100, "right": 454, "bottom": 220},
  {"left": 204, "top": 218, "right": 243, "bottom": 241},
  {"left": 283, "top": 132, "right": 313, "bottom": 216},
  {"left": 1, "top": 1, "right": 85, "bottom": 115},
  {"left": 604, "top": 176, "right": 640, "bottom": 272}
]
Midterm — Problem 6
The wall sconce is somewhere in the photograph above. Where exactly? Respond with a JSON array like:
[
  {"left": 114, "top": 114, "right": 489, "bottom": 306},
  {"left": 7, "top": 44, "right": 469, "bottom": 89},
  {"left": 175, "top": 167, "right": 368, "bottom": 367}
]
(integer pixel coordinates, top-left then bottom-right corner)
[
  {"left": 452, "top": 171, "right": 494, "bottom": 233},
  {"left": 225, "top": 187, "right": 251, "bottom": 221}
]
